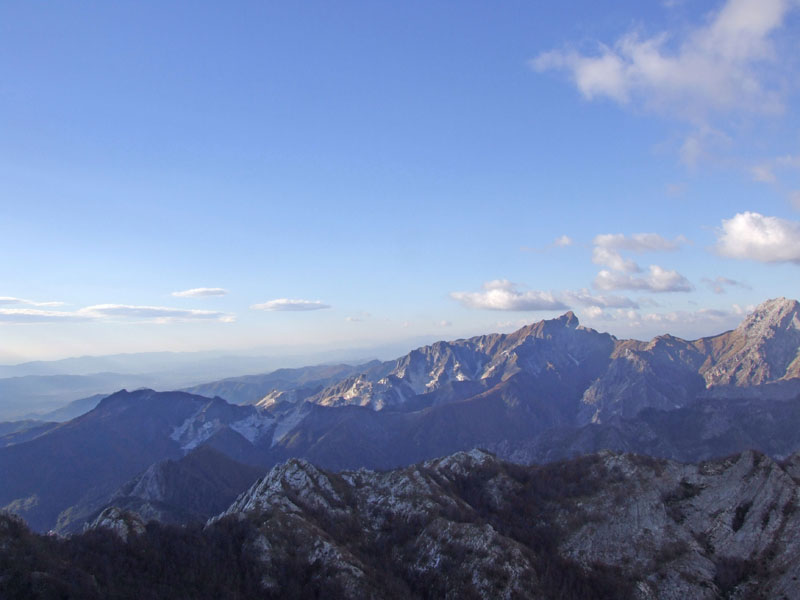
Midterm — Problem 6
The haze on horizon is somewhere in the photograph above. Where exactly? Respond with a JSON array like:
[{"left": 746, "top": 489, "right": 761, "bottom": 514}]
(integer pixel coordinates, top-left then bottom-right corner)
[{"left": 2, "top": 0, "right": 800, "bottom": 363}]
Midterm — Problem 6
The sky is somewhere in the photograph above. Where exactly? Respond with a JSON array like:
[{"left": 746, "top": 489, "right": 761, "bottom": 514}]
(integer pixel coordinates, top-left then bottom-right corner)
[{"left": 1, "top": 0, "right": 800, "bottom": 363}]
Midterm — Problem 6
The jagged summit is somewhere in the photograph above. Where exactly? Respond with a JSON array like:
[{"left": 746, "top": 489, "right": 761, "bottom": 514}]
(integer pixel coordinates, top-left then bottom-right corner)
[
  {"left": 701, "top": 297, "right": 800, "bottom": 387},
  {"left": 304, "top": 311, "right": 612, "bottom": 411},
  {"left": 559, "top": 310, "right": 579, "bottom": 328},
  {"left": 737, "top": 297, "right": 800, "bottom": 338}
]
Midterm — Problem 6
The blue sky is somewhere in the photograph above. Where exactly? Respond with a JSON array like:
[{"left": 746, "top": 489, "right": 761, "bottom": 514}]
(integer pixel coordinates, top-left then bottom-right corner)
[{"left": 2, "top": 0, "right": 800, "bottom": 362}]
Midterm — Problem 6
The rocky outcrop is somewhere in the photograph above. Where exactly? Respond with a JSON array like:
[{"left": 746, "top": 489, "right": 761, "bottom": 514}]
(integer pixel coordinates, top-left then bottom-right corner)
[
  {"left": 698, "top": 297, "right": 800, "bottom": 386},
  {"left": 210, "top": 449, "right": 800, "bottom": 599},
  {"left": 3, "top": 449, "right": 800, "bottom": 598},
  {"left": 306, "top": 311, "right": 615, "bottom": 412},
  {"left": 85, "top": 507, "right": 146, "bottom": 542}
]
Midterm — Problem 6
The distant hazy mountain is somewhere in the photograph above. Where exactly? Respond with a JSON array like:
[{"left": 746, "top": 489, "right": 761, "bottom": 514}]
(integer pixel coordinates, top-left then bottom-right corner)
[
  {"left": 0, "top": 420, "right": 58, "bottom": 447},
  {"left": 31, "top": 393, "right": 108, "bottom": 422},
  {"left": 183, "top": 362, "right": 378, "bottom": 405},
  {"left": 0, "top": 373, "right": 158, "bottom": 421},
  {"left": 0, "top": 351, "right": 279, "bottom": 379}
]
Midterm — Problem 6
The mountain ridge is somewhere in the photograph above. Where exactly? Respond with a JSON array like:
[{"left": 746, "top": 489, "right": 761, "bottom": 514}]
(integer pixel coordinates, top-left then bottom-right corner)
[{"left": 3, "top": 297, "right": 800, "bottom": 534}]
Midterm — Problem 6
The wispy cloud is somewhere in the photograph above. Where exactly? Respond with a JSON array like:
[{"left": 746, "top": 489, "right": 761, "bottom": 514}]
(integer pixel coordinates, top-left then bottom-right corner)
[
  {"left": 562, "top": 289, "right": 640, "bottom": 309},
  {"left": 251, "top": 299, "right": 331, "bottom": 312},
  {"left": 0, "top": 302, "right": 235, "bottom": 325},
  {"left": 0, "top": 308, "right": 91, "bottom": 324},
  {"left": 594, "top": 265, "right": 693, "bottom": 292},
  {"left": 532, "top": 0, "right": 792, "bottom": 119},
  {"left": 345, "top": 311, "right": 371, "bottom": 323},
  {"left": 0, "top": 296, "right": 65, "bottom": 307},
  {"left": 582, "top": 305, "right": 742, "bottom": 332},
  {"left": 532, "top": 0, "right": 797, "bottom": 168},
  {"left": 715, "top": 211, "right": 800, "bottom": 263},
  {"left": 592, "top": 233, "right": 687, "bottom": 273},
  {"left": 641, "top": 307, "right": 734, "bottom": 326},
  {"left": 171, "top": 287, "right": 228, "bottom": 298},
  {"left": 750, "top": 164, "right": 777, "bottom": 183},
  {"left": 80, "top": 304, "right": 235, "bottom": 322},
  {"left": 451, "top": 280, "right": 568, "bottom": 311},
  {"left": 701, "top": 276, "right": 751, "bottom": 294},
  {"left": 521, "top": 234, "right": 575, "bottom": 253},
  {"left": 748, "top": 155, "right": 800, "bottom": 206},
  {"left": 594, "top": 233, "right": 687, "bottom": 253}
]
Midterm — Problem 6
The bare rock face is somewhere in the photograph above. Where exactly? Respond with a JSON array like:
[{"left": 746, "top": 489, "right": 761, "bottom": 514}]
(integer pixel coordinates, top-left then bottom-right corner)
[
  {"left": 580, "top": 335, "right": 707, "bottom": 423},
  {"left": 580, "top": 298, "right": 800, "bottom": 424},
  {"left": 209, "top": 449, "right": 800, "bottom": 599},
  {"left": 3, "top": 449, "right": 800, "bottom": 598},
  {"left": 85, "top": 507, "right": 145, "bottom": 542},
  {"left": 306, "top": 312, "right": 616, "bottom": 412},
  {"left": 304, "top": 297, "right": 800, "bottom": 425},
  {"left": 700, "top": 297, "right": 800, "bottom": 387}
]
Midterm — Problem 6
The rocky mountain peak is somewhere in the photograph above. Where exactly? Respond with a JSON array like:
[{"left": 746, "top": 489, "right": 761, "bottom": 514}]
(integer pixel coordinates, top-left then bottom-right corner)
[
  {"left": 515, "top": 311, "right": 580, "bottom": 339},
  {"left": 702, "top": 297, "right": 800, "bottom": 387},
  {"left": 560, "top": 310, "right": 579, "bottom": 328},
  {"left": 737, "top": 297, "right": 800, "bottom": 339}
]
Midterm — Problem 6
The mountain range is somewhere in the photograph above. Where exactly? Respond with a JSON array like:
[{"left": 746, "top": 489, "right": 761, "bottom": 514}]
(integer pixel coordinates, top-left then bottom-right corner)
[{"left": 1, "top": 297, "right": 800, "bottom": 535}]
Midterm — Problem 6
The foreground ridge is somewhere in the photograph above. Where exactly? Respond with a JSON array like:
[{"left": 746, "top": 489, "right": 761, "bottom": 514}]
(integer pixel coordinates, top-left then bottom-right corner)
[{"left": 4, "top": 448, "right": 793, "bottom": 599}]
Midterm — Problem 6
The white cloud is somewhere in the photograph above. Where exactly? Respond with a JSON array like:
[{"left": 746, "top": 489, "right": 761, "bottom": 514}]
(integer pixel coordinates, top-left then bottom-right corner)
[
  {"left": 594, "top": 233, "right": 687, "bottom": 253},
  {"left": 592, "top": 246, "right": 641, "bottom": 273},
  {"left": 716, "top": 211, "right": 800, "bottom": 263},
  {"left": 0, "top": 296, "right": 65, "bottom": 307},
  {"left": 701, "top": 276, "right": 751, "bottom": 294},
  {"left": 439, "top": 320, "right": 453, "bottom": 327},
  {"left": 590, "top": 233, "right": 691, "bottom": 292},
  {"left": 584, "top": 305, "right": 739, "bottom": 329},
  {"left": 553, "top": 235, "right": 573, "bottom": 247},
  {"left": 0, "top": 302, "right": 235, "bottom": 325},
  {"left": 171, "top": 287, "right": 228, "bottom": 298},
  {"left": 562, "top": 289, "right": 640, "bottom": 309},
  {"left": 0, "top": 308, "right": 91, "bottom": 324},
  {"left": 531, "top": 0, "right": 793, "bottom": 120},
  {"left": 594, "top": 265, "right": 694, "bottom": 292},
  {"left": 592, "top": 233, "right": 687, "bottom": 274},
  {"left": 641, "top": 307, "right": 732, "bottom": 325},
  {"left": 451, "top": 280, "right": 568, "bottom": 311},
  {"left": 80, "top": 304, "right": 235, "bottom": 322},
  {"left": 583, "top": 306, "right": 608, "bottom": 319},
  {"left": 251, "top": 299, "right": 331, "bottom": 311}
]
